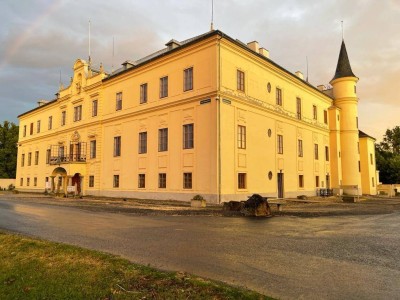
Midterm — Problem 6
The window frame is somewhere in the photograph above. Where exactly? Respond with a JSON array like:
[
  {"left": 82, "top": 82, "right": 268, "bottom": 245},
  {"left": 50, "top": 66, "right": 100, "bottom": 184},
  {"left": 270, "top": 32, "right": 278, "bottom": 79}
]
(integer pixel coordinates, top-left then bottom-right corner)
[
  {"left": 313, "top": 105, "right": 318, "bottom": 120},
  {"left": 92, "top": 99, "right": 98, "bottom": 117},
  {"left": 238, "top": 173, "right": 247, "bottom": 189},
  {"left": 89, "top": 175, "right": 94, "bottom": 187},
  {"left": 159, "top": 173, "right": 167, "bottom": 189},
  {"left": 325, "top": 146, "right": 329, "bottom": 161},
  {"left": 116, "top": 92, "right": 122, "bottom": 111},
  {"left": 160, "top": 76, "right": 168, "bottom": 98},
  {"left": 237, "top": 70, "right": 245, "bottom": 92},
  {"left": 299, "top": 174, "right": 304, "bottom": 188},
  {"left": 90, "top": 140, "right": 97, "bottom": 159},
  {"left": 73, "top": 105, "right": 82, "bottom": 122},
  {"left": 158, "top": 128, "right": 168, "bottom": 152},
  {"left": 184, "top": 67, "right": 193, "bottom": 91},
  {"left": 37, "top": 120, "right": 41, "bottom": 133},
  {"left": 183, "top": 172, "right": 192, "bottom": 189},
  {"left": 277, "top": 135, "right": 284, "bottom": 154},
  {"left": 140, "top": 83, "right": 148, "bottom": 104},
  {"left": 237, "top": 125, "right": 246, "bottom": 149},
  {"left": 296, "top": 97, "right": 302, "bottom": 120},
  {"left": 276, "top": 88, "right": 282, "bottom": 106},
  {"left": 314, "top": 144, "right": 319, "bottom": 160},
  {"left": 298, "top": 139, "right": 303, "bottom": 157},
  {"left": 61, "top": 111, "right": 66, "bottom": 126},
  {"left": 34, "top": 151, "right": 39, "bottom": 165},
  {"left": 114, "top": 136, "right": 121, "bottom": 157},
  {"left": 48, "top": 116, "right": 53, "bottom": 130},
  {"left": 139, "top": 132, "right": 147, "bottom": 154},
  {"left": 113, "top": 175, "right": 119, "bottom": 188},
  {"left": 138, "top": 174, "right": 146, "bottom": 188},
  {"left": 183, "top": 124, "right": 194, "bottom": 149}
]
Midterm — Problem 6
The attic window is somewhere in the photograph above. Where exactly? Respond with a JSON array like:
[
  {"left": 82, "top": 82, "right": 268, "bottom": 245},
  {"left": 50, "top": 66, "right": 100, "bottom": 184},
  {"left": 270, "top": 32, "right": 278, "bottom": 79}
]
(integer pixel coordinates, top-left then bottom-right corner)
[{"left": 165, "top": 39, "right": 181, "bottom": 50}]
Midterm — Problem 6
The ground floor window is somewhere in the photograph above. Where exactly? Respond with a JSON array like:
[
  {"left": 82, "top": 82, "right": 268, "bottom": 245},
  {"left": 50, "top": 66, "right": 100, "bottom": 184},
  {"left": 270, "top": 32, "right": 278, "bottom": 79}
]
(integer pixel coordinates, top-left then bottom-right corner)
[
  {"left": 27, "top": 177, "right": 30, "bottom": 187},
  {"left": 89, "top": 176, "right": 94, "bottom": 188},
  {"left": 34, "top": 177, "right": 37, "bottom": 187},
  {"left": 138, "top": 174, "right": 146, "bottom": 188},
  {"left": 113, "top": 175, "right": 119, "bottom": 188},
  {"left": 159, "top": 173, "right": 166, "bottom": 188},
  {"left": 238, "top": 173, "right": 247, "bottom": 189},
  {"left": 315, "top": 176, "right": 319, "bottom": 188},
  {"left": 372, "top": 177, "right": 375, "bottom": 187},
  {"left": 183, "top": 172, "right": 192, "bottom": 189},
  {"left": 20, "top": 178, "right": 23, "bottom": 186},
  {"left": 299, "top": 175, "right": 304, "bottom": 188}
]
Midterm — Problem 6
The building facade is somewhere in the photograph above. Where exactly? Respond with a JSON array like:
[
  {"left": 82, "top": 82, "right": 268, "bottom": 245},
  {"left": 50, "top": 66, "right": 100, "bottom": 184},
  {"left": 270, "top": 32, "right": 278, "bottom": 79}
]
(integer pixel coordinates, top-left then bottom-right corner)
[{"left": 16, "top": 30, "right": 377, "bottom": 202}]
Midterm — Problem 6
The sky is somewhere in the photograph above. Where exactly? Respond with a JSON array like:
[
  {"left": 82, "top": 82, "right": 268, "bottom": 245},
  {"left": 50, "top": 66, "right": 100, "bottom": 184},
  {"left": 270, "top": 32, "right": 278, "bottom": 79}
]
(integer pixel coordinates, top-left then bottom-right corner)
[{"left": 1, "top": 0, "right": 399, "bottom": 141}]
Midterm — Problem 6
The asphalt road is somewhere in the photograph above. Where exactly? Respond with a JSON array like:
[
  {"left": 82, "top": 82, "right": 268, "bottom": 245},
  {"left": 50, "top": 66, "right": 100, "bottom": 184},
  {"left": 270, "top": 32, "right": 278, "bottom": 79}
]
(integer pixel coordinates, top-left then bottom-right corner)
[{"left": 1, "top": 198, "right": 399, "bottom": 300}]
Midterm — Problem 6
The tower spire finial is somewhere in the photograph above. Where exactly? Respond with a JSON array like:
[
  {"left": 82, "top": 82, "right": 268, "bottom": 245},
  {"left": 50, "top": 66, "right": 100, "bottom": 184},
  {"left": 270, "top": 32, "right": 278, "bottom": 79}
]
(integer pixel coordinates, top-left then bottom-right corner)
[
  {"left": 341, "top": 20, "right": 344, "bottom": 40},
  {"left": 210, "top": 0, "right": 214, "bottom": 31}
]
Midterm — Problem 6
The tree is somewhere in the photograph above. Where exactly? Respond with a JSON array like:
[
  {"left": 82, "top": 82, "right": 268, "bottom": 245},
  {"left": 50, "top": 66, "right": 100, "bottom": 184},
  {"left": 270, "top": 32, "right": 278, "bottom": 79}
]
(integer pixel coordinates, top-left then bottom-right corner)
[
  {"left": 376, "top": 126, "right": 400, "bottom": 184},
  {"left": 0, "top": 121, "right": 19, "bottom": 178}
]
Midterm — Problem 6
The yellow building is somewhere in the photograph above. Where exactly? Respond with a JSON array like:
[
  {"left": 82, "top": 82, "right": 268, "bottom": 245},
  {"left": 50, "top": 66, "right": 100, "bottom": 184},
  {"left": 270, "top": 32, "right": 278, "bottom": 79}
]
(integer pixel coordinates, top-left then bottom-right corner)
[{"left": 16, "top": 30, "right": 377, "bottom": 202}]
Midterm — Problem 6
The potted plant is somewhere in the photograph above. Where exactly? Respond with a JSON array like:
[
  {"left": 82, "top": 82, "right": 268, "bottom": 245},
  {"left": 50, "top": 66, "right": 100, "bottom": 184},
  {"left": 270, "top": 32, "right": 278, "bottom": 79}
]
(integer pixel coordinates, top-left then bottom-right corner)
[{"left": 191, "top": 194, "right": 206, "bottom": 208}]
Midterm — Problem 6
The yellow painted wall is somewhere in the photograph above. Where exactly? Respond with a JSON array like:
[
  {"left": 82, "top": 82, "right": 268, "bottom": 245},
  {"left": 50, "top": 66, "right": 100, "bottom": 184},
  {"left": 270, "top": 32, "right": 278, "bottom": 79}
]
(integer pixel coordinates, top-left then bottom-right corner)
[{"left": 360, "top": 137, "right": 377, "bottom": 195}]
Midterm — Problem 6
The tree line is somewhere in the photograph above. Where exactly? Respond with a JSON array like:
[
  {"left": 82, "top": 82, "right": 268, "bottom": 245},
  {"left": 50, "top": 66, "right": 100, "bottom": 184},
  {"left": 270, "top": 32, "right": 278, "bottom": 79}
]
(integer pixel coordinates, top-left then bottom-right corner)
[
  {"left": 375, "top": 126, "right": 400, "bottom": 184},
  {"left": 0, "top": 121, "right": 19, "bottom": 178}
]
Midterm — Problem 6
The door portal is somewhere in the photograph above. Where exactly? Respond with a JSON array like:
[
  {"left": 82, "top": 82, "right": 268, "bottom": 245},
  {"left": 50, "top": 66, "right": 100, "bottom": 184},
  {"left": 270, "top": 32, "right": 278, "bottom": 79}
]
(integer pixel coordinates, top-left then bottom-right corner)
[{"left": 277, "top": 172, "right": 284, "bottom": 198}]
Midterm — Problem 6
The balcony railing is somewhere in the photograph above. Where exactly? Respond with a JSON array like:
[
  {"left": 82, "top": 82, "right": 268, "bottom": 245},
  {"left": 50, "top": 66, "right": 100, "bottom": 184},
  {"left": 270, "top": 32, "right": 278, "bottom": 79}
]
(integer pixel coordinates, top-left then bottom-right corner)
[{"left": 48, "top": 142, "right": 87, "bottom": 165}]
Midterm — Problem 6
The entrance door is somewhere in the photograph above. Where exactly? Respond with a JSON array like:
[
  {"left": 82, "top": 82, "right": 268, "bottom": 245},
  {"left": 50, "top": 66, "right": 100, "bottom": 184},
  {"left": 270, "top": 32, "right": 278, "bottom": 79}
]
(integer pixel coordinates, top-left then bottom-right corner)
[
  {"left": 72, "top": 173, "right": 81, "bottom": 194},
  {"left": 277, "top": 173, "right": 284, "bottom": 198},
  {"left": 326, "top": 175, "right": 330, "bottom": 189}
]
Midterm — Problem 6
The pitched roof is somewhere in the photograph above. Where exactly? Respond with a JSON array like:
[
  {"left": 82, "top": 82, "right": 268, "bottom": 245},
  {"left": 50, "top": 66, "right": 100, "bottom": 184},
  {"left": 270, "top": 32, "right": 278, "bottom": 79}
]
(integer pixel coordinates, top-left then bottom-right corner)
[
  {"left": 359, "top": 130, "right": 376, "bottom": 141},
  {"left": 332, "top": 40, "right": 356, "bottom": 80}
]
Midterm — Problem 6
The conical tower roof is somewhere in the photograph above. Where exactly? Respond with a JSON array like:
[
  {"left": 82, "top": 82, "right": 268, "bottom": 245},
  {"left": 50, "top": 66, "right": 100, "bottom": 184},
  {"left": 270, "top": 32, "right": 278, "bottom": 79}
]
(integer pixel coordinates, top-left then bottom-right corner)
[{"left": 332, "top": 40, "right": 356, "bottom": 81}]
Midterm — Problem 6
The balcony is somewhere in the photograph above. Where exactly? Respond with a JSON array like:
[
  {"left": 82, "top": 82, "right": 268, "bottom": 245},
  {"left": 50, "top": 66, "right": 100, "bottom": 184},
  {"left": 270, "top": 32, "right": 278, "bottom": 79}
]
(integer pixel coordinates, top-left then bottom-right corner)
[{"left": 48, "top": 142, "right": 87, "bottom": 165}]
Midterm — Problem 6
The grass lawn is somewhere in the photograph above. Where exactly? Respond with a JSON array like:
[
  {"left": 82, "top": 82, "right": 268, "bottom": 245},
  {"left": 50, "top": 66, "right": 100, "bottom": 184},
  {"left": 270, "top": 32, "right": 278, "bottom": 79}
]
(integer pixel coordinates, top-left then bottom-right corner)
[{"left": 0, "top": 231, "right": 272, "bottom": 299}]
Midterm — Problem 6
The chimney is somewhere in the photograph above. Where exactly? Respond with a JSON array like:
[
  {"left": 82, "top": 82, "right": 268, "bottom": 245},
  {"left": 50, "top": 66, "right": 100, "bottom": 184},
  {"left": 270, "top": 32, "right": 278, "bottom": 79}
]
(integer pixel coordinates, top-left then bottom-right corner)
[
  {"left": 122, "top": 61, "right": 135, "bottom": 70},
  {"left": 295, "top": 71, "right": 304, "bottom": 80},
  {"left": 259, "top": 47, "right": 269, "bottom": 58},
  {"left": 165, "top": 39, "right": 181, "bottom": 50},
  {"left": 317, "top": 84, "right": 326, "bottom": 91},
  {"left": 247, "top": 41, "right": 259, "bottom": 53},
  {"left": 37, "top": 100, "right": 49, "bottom": 107}
]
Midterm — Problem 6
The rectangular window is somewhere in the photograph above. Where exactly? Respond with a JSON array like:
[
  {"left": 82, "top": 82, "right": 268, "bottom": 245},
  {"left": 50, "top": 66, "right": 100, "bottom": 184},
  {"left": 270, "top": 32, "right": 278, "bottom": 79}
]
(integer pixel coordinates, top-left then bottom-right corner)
[
  {"left": 35, "top": 151, "right": 39, "bottom": 165},
  {"left": 237, "top": 70, "right": 245, "bottom": 92},
  {"left": 59, "top": 146, "right": 65, "bottom": 159},
  {"left": 139, "top": 132, "right": 147, "bottom": 154},
  {"left": 90, "top": 140, "right": 96, "bottom": 159},
  {"left": 138, "top": 174, "right": 146, "bottom": 188},
  {"left": 48, "top": 116, "right": 52, "bottom": 130},
  {"left": 184, "top": 67, "right": 193, "bottom": 91},
  {"left": 358, "top": 142, "right": 360, "bottom": 154},
  {"left": 183, "top": 124, "right": 194, "bottom": 149},
  {"left": 37, "top": 120, "right": 41, "bottom": 133},
  {"left": 276, "top": 88, "right": 282, "bottom": 106},
  {"left": 116, "top": 92, "right": 122, "bottom": 111},
  {"left": 237, "top": 125, "right": 246, "bottom": 149},
  {"left": 27, "top": 177, "right": 30, "bottom": 187},
  {"left": 92, "top": 100, "right": 98, "bottom": 117},
  {"left": 238, "top": 173, "right": 247, "bottom": 189},
  {"left": 113, "top": 175, "right": 119, "bottom": 188},
  {"left": 21, "top": 154, "right": 25, "bottom": 167},
  {"left": 159, "top": 173, "right": 166, "bottom": 188},
  {"left": 160, "top": 76, "right": 168, "bottom": 98},
  {"left": 140, "top": 83, "right": 148, "bottom": 104},
  {"left": 298, "top": 139, "right": 303, "bottom": 157},
  {"left": 313, "top": 105, "right": 317, "bottom": 120},
  {"left": 359, "top": 161, "right": 361, "bottom": 172},
  {"left": 158, "top": 128, "right": 168, "bottom": 152},
  {"left": 277, "top": 135, "right": 283, "bottom": 154},
  {"left": 296, "top": 98, "right": 302, "bottom": 120},
  {"left": 372, "top": 177, "right": 375, "bottom": 187},
  {"left": 89, "top": 176, "right": 94, "bottom": 187},
  {"left": 114, "top": 136, "right": 121, "bottom": 157},
  {"left": 183, "top": 172, "right": 192, "bottom": 189},
  {"left": 46, "top": 149, "right": 51, "bottom": 164},
  {"left": 316, "top": 176, "right": 320, "bottom": 187},
  {"left": 61, "top": 111, "right": 66, "bottom": 126},
  {"left": 20, "top": 178, "right": 23, "bottom": 186},
  {"left": 34, "top": 177, "right": 37, "bottom": 187},
  {"left": 324, "top": 110, "right": 328, "bottom": 124},
  {"left": 325, "top": 146, "right": 329, "bottom": 161},
  {"left": 28, "top": 152, "right": 32, "bottom": 166},
  {"left": 314, "top": 144, "right": 319, "bottom": 160},
  {"left": 30, "top": 123, "right": 34, "bottom": 135},
  {"left": 299, "top": 175, "right": 304, "bottom": 188},
  {"left": 370, "top": 153, "right": 373, "bottom": 165},
  {"left": 23, "top": 125, "right": 27, "bottom": 137},
  {"left": 73, "top": 105, "right": 82, "bottom": 122}
]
